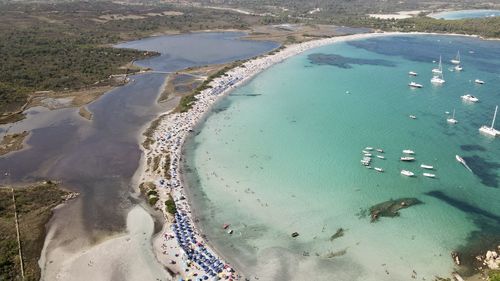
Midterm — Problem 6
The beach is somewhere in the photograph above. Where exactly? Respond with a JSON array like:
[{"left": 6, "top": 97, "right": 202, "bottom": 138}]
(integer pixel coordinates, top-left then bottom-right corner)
[{"left": 138, "top": 31, "right": 405, "bottom": 280}]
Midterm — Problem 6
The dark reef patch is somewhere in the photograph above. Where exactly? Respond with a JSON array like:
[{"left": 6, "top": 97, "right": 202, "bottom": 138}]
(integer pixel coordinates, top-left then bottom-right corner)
[
  {"left": 307, "top": 53, "right": 396, "bottom": 69},
  {"left": 368, "top": 198, "right": 423, "bottom": 222},
  {"left": 463, "top": 155, "right": 500, "bottom": 188},
  {"left": 425, "top": 190, "right": 500, "bottom": 276},
  {"left": 460, "top": 144, "right": 487, "bottom": 152}
]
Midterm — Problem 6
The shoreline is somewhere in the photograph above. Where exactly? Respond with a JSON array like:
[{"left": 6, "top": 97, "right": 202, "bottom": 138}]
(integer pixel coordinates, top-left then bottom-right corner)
[
  {"left": 138, "top": 30, "right": 499, "bottom": 280},
  {"left": 138, "top": 31, "right": 404, "bottom": 280}
]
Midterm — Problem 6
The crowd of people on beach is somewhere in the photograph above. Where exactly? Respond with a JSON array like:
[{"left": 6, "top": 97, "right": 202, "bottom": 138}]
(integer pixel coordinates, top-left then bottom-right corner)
[{"left": 142, "top": 33, "right": 385, "bottom": 280}]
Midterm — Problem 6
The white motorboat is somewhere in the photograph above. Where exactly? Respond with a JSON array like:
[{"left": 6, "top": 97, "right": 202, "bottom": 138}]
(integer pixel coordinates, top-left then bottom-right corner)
[
  {"left": 376, "top": 148, "right": 384, "bottom": 153},
  {"left": 479, "top": 105, "right": 499, "bottom": 137},
  {"left": 401, "top": 170, "right": 415, "bottom": 177},
  {"left": 451, "top": 51, "right": 461, "bottom": 65},
  {"left": 408, "top": 82, "right": 423, "bottom": 88},
  {"left": 409, "top": 115, "right": 417, "bottom": 119},
  {"left": 474, "top": 79, "right": 484, "bottom": 84},
  {"left": 362, "top": 150, "right": 370, "bottom": 154},
  {"left": 402, "top": 149, "right": 415, "bottom": 154},
  {"left": 454, "top": 65, "right": 463, "bottom": 71},
  {"left": 456, "top": 155, "right": 472, "bottom": 172},
  {"left": 447, "top": 109, "right": 458, "bottom": 124},
  {"left": 376, "top": 155, "right": 385, "bottom": 159},
  {"left": 364, "top": 153, "right": 373, "bottom": 157},
  {"left": 365, "top": 147, "right": 373, "bottom": 151},
  {"left": 374, "top": 167, "right": 384, "bottom": 172},
  {"left": 409, "top": 71, "right": 418, "bottom": 76},
  {"left": 420, "top": 164, "right": 434, "bottom": 169},
  {"left": 423, "top": 173, "right": 436, "bottom": 178},
  {"left": 461, "top": 94, "right": 479, "bottom": 103},
  {"left": 400, "top": 156, "right": 415, "bottom": 161}
]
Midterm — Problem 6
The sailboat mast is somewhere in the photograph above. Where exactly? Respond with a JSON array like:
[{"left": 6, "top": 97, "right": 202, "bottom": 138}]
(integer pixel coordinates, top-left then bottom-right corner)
[
  {"left": 491, "top": 105, "right": 498, "bottom": 129},
  {"left": 452, "top": 109, "right": 455, "bottom": 119}
]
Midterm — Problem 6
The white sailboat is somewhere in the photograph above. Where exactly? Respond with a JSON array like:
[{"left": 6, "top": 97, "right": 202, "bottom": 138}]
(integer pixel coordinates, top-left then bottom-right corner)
[
  {"left": 447, "top": 109, "right": 458, "bottom": 124},
  {"left": 432, "top": 56, "right": 443, "bottom": 74},
  {"left": 431, "top": 56, "right": 445, "bottom": 84},
  {"left": 451, "top": 51, "right": 461, "bottom": 65},
  {"left": 479, "top": 105, "right": 499, "bottom": 137}
]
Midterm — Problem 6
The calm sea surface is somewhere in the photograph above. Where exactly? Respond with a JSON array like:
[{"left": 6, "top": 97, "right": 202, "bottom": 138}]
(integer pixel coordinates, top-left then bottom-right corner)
[{"left": 184, "top": 35, "right": 500, "bottom": 280}]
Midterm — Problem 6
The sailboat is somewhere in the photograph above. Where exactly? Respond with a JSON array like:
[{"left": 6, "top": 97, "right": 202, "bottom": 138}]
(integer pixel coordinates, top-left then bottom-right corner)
[
  {"left": 431, "top": 57, "right": 445, "bottom": 84},
  {"left": 451, "top": 51, "right": 461, "bottom": 64},
  {"left": 432, "top": 56, "right": 443, "bottom": 74},
  {"left": 479, "top": 105, "right": 499, "bottom": 137},
  {"left": 447, "top": 109, "right": 458, "bottom": 124}
]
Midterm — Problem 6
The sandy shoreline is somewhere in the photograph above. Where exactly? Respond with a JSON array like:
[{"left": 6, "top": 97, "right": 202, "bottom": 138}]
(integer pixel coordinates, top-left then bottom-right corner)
[
  {"left": 138, "top": 30, "right": 499, "bottom": 280},
  {"left": 137, "top": 31, "right": 406, "bottom": 280}
]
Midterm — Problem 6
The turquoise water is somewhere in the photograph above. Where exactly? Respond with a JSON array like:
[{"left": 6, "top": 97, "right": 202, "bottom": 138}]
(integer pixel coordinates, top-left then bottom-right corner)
[
  {"left": 184, "top": 35, "right": 500, "bottom": 280},
  {"left": 429, "top": 9, "right": 500, "bottom": 20}
]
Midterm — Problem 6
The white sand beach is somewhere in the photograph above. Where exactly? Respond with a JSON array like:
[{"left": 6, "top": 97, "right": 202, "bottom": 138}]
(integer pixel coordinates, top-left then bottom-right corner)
[{"left": 137, "top": 31, "right": 405, "bottom": 280}]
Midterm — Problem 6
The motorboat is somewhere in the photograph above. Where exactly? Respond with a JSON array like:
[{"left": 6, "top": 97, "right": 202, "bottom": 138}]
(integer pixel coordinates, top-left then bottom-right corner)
[
  {"left": 402, "top": 149, "right": 415, "bottom": 154},
  {"left": 423, "top": 173, "right": 436, "bottom": 178},
  {"left": 376, "top": 155, "right": 385, "bottom": 159},
  {"left": 376, "top": 148, "right": 384, "bottom": 153},
  {"left": 374, "top": 167, "right": 384, "bottom": 172},
  {"left": 420, "top": 164, "right": 434, "bottom": 169},
  {"left": 461, "top": 94, "right": 479, "bottom": 103},
  {"left": 364, "top": 153, "right": 373, "bottom": 157},
  {"left": 365, "top": 147, "right": 373, "bottom": 151},
  {"left": 479, "top": 105, "right": 499, "bottom": 137},
  {"left": 409, "top": 71, "right": 418, "bottom": 76},
  {"left": 454, "top": 65, "right": 463, "bottom": 71},
  {"left": 409, "top": 115, "right": 417, "bottom": 119},
  {"left": 401, "top": 170, "right": 415, "bottom": 177},
  {"left": 447, "top": 109, "right": 458, "bottom": 124},
  {"left": 409, "top": 81, "right": 423, "bottom": 88},
  {"left": 400, "top": 156, "right": 416, "bottom": 161},
  {"left": 474, "top": 79, "right": 484, "bottom": 84},
  {"left": 456, "top": 155, "right": 472, "bottom": 172}
]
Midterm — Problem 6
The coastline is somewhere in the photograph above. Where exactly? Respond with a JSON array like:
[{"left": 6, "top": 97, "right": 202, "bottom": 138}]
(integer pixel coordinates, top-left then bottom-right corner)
[{"left": 138, "top": 31, "right": 405, "bottom": 279}]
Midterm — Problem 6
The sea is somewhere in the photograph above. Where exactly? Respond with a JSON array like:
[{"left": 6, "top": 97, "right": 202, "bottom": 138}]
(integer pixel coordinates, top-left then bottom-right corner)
[{"left": 183, "top": 34, "right": 500, "bottom": 281}]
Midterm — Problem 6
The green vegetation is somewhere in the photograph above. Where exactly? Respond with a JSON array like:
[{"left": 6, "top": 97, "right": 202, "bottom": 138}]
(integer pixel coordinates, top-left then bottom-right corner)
[
  {"left": 490, "top": 270, "right": 500, "bottom": 281},
  {"left": 0, "top": 1, "right": 261, "bottom": 116},
  {"left": 165, "top": 195, "right": 176, "bottom": 215},
  {"left": 0, "top": 182, "right": 70, "bottom": 281},
  {"left": 138, "top": 182, "right": 159, "bottom": 206}
]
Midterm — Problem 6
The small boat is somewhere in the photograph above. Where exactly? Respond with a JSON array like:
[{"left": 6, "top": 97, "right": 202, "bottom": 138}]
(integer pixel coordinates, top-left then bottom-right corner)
[
  {"left": 479, "top": 105, "right": 499, "bottom": 137},
  {"left": 461, "top": 94, "right": 479, "bottom": 103},
  {"left": 445, "top": 111, "right": 450, "bottom": 114},
  {"left": 409, "top": 115, "right": 417, "bottom": 119},
  {"left": 374, "top": 167, "right": 384, "bottom": 172},
  {"left": 456, "top": 155, "right": 472, "bottom": 172},
  {"left": 423, "top": 173, "right": 436, "bottom": 178},
  {"left": 364, "top": 153, "right": 373, "bottom": 157},
  {"left": 451, "top": 51, "right": 461, "bottom": 65},
  {"left": 362, "top": 150, "right": 370, "bottom": 154},
  {"left": 401, "top": 170, "right": 415, "bottom": 177},
  {"left": 409, "top": 71, "right": 418, "bottom": 76},
  {"left": 402, "top": 149, "right": 415, "bottom": 154},
  {"left": 376, "top": 155, "right": 385, "bottom": 159},
  {"left": 431, "top": 56, "right": 445, "bottom": 84},
  {"left": 366, "top": 166, "right": 373, "bottom": 169},
  {"left": 346, "top": 90, "right": 350, "bottom": 94},
  {"left": 447, "top": 109, "right": 458, "bottom": 124},
  {"left": 432, "top": 56, "right": 443, "bottom": 74},
  {"left": 420, "top": 164, "right": 434, "bottom": 169},
  {"left": 227, "top": 229, "right": 234, "bottom": 234},
  {"left": 376, "top": 148, "right": 384, "bottom": 153},
  {"left": 400, "top": 156, "right": 415, "bottom": 161},
  {"left": 223, "top": 224, "right": 230, "bottom": 229},
  {"left": 454, "top": 65, "right": 463, "bottom": 71},
  {"left": 408, "top": 82, "right": 423, "bottom": 88},
  {"left": 474, "top": 79, "right": 484, "bottom": 84},
  {"left": 365, "top": 147, "right": 373, "bottom": 151}
]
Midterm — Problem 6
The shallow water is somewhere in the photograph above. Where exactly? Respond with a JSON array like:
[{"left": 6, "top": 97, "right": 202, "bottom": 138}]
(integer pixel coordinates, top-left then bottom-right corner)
[
  {"left": 184, "top": 34, "right": 500, "bottom": 280},
  {"left": 0, "top": 32, "right": 278, "bottom": 278},
  {"left": 428, "top": 9, "right": 500, "bottom": 20}
]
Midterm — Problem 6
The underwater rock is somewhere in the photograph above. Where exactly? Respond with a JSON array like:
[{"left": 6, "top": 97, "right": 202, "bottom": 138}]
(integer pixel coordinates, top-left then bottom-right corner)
[{"left": 369, "top": 198, "right": 423, "bottom": 222}]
